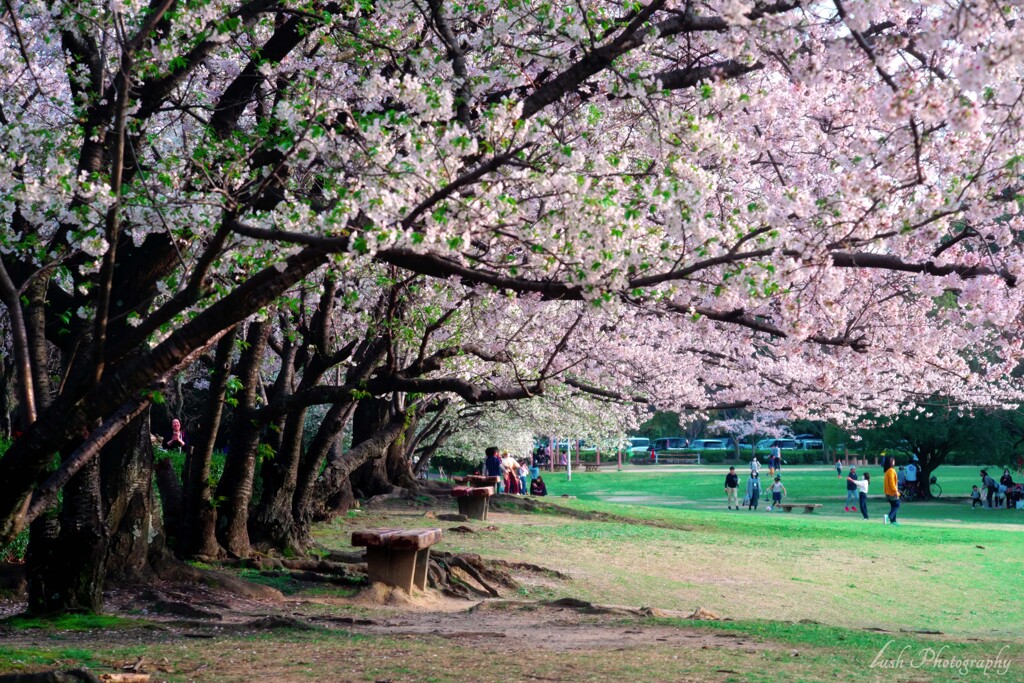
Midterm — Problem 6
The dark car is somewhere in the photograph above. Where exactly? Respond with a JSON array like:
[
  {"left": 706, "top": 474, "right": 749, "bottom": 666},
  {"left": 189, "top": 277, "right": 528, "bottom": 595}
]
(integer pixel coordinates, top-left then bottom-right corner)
[{"left": 652, "top": 437, "right": 689, "bottom": 452}]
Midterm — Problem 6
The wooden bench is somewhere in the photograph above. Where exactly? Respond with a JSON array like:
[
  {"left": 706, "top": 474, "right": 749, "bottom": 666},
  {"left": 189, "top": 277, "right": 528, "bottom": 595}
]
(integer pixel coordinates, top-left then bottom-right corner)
[
  {"left": 776, "top": 503, "right": 822, "bottom": 514},
  {"left": 351, "top": 528, "right": 442, "bottom": 593},
  {"left": 452, "top": 475, "right": 500, "bottom": 487},
  {"left": 584, "top": 463, "right": 601, "bottom": 472},
  {"left": 451, "top": 486, "right": 494, "bottom": 520},
  {"left": 553, "top": 464, "right": 567, "bottom": 472}
]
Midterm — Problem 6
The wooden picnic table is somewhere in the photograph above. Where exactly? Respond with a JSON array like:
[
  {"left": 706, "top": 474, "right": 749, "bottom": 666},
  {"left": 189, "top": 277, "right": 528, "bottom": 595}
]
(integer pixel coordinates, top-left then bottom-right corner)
[
  {"left": 351, "top": 528, "right": 442, "bottom": 592},
  {"left": 451, "top": 486, "right": 494, "bottom": 520}
]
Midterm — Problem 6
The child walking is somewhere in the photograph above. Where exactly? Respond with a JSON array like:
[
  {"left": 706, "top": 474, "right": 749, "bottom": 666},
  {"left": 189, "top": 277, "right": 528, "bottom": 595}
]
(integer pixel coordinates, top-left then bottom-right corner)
[
  {"left": 768, "top": 476, "right": 787, "bottom": 511},
  {"left": 970, "top": 485, "right": 983, "bottom": 509}
]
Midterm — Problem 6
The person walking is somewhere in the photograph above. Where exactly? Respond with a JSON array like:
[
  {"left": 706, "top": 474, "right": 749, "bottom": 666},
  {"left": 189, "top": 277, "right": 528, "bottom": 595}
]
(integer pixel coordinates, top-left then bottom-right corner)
[
  {"left": 883, "top": 456, "right": 901, "bottom": 525},
  {"left": 746, "top": 472, "right": 761, "bottom": 511},
  {"left": 845, "top": 466, "right": 859, "bottom": 512},
  {"left": 768, "top": 476, "right": 787, "bottom": 511},
  {"left": 854, "top": 472, "right": 871, "bottom": 520},
  {"left": 970, "top": 485, "right": 983, "bottom": 508},
  {"left": 981, "top": 470, "right": 997, "bottom": 508},
  {"left": 724, "top": 467, "right": 739, "bottom": 510},
  {"left": 835, "top": 459, "right": 843, "bottom": 478},
  {"left": 750, "top": 456, "right": 761, "bottom": 477}
]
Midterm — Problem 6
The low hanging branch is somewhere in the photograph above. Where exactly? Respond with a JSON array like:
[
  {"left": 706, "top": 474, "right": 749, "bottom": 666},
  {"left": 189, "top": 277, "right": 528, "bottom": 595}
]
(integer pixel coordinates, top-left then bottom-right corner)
[{"left": 17, "top": 396, "right": 153, "bottom": 536}]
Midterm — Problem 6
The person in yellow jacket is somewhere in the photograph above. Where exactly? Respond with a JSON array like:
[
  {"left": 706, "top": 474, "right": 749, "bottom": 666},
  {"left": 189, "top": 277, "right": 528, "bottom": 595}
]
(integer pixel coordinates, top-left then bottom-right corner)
[{"left": 883, "top": 455, "right": 901, "bottom": 525}]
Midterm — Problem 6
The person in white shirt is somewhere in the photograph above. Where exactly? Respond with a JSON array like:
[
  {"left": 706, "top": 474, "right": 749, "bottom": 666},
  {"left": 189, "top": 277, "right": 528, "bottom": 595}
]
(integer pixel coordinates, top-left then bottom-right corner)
[
  {"left": 854, "top": 472, "right": 871, "bottom": 520},
  {"left": 750, "top": 457, "right": 760, "bottom": 476}
]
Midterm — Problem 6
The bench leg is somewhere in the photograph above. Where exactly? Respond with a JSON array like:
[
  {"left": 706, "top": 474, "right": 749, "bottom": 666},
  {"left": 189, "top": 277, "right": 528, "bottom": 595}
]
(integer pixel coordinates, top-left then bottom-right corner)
[
  {"left": 783, "top": 507, "right": 793, "bottom": 512},
  {"left": 414, "top": 548, "right": 430, "bottom": 590},
  {"left": 365, "top": 546, "right": 418, "bottom": 593},
  {"left": 459, "top": 497, "right": 489, "bottom": 521},
  {"left": 803, "top": 507, "right": 815, "bottom": 513}
]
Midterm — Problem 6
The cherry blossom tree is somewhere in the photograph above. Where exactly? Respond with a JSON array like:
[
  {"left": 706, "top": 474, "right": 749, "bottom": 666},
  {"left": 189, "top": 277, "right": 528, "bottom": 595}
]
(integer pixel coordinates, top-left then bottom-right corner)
[{"left": 1, "top": 0, "right": 1023, "bottom": 614}]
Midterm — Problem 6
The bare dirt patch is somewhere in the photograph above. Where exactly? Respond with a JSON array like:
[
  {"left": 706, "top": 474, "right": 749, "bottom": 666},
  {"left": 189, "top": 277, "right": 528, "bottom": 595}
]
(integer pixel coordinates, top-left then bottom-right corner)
[{"left": 348, "top": 598, "right": 765, "bottom": 652}]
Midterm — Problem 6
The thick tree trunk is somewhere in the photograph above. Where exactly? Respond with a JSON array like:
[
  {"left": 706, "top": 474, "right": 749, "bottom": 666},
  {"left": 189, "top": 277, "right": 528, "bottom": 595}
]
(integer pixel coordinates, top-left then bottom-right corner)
[
  {"left": 294, "top": 401, "right": 356, "bottom": 519},
  {"left": 215, "top": 321, "right": 271, "bottom": 557},
  {"left": 180, "top": 326, "right": 236, "bottom": 558},
  {"left": 305, "top": 410, "right": 411, "bottom": 522},
  {"left": 155, "top": 458, "right": 184, "bottom": 542},
  {"left": 101, "top": 409, "right": 157, "bottom": 581},
  {"left": 385, "top": 420, "right": 418, "bottom": 490},
  {"left": 0, "top": 355, "right": 14, "bottom": 438},
  {"left": 349, "top": 398, "right": 393, "bottom": 497},
  {"left": 27, "top": 457, "right": 107, "bottom": 614},
  {"left": 24, "top": 515, "right": 60, "bottom": 614},
  {"left": 250, "top": 403, "right": 307, "bottom": 550},
  {"left": 0, "top": 247, "right": 328, "bottom": 546}
]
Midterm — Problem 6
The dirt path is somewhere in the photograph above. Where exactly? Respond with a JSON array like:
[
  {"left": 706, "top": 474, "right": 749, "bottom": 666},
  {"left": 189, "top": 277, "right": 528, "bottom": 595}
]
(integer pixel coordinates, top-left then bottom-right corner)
[{"left": 343, "top": 599, "right": 766, "bottom": 652}]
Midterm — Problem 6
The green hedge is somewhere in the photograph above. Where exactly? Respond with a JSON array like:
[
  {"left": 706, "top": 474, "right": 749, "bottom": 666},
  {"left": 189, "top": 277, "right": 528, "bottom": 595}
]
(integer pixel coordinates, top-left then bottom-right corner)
[{"left": 625, "top": 449, "right": 831, "bottom": 466}]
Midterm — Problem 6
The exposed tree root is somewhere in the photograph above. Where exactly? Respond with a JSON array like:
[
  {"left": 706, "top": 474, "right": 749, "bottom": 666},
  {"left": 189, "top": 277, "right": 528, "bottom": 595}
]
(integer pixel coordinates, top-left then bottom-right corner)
[
  {"left": 259, "top": 569, "right": 366, "bottom": 587},
  {"left": 489, "top": 559, "right": 571, "bottom": 580},
  {"left": 0, "top": 670, "right": 100, "bottom": 683},
  {"left": 428, "top": 551, "right": 518, "bottom": 599}
]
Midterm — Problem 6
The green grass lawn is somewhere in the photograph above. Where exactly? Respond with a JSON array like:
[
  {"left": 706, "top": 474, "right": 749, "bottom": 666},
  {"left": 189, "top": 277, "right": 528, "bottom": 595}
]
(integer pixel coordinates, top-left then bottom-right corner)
[
  {"left": 543, "top": 464, "right": 1023, "bottom": 527},
  {"left": 4, "top": 464, "right": 1021, "bottom": 682},
  {"left": 308, "top": 467, "right": 1024, "bottom": 681}
]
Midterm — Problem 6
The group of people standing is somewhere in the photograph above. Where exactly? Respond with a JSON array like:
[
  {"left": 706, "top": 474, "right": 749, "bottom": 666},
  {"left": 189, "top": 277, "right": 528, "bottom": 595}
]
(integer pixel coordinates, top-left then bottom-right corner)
[
  {"left": 724, "top": 455, "right": 904, "bottom": 523},
  {"left": 840, "top": 456, "right": 902, "bottom": 524},
  {"left": 974, "top": 468, "right": 1015, "bottom": 508},
  {"left": 482, "top": 446, "right": 547, "bottom": 496},
  {"left": 724, "top": 455, "right": 787, "bottom": 511}
]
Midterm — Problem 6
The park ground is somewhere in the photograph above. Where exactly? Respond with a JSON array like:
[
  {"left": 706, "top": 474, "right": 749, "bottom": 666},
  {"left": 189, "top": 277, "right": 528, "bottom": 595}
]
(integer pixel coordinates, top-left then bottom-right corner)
[{"left": 1, "top": 465, "right": 1022, "bottom": 682}]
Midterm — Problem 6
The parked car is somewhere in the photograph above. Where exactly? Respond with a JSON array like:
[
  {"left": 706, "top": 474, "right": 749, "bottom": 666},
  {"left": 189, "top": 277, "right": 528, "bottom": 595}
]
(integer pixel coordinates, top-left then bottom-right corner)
[
  {"left": 790, "top": 434, "right": 825, "bottom": 449},
  {"left": 652, "top": 437, "right": 689, "bottom": 451},
  {"left": 627, "top": 437, "right": 651, "bottom": 454},
  {"left": 689, "top": 439, "right": 726, "bottom": 450},
  {"left": 755, "top": 438, "right": 800, "bottom": 451}
]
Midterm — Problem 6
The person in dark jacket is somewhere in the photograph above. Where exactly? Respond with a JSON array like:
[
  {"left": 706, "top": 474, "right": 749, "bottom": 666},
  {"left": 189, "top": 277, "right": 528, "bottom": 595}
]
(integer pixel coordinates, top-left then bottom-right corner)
[
  {"left": 530, "top": 476, "right": 547, "bottom": 496},
  {"left": 845, "top": 466, "right": 859, "bottom": 512},
  {"left": 981, "top": 470, "right": 997, "bottom": 508},
  {"left": 746, "top": 473, "right": 761, "bottom": 510},
  {"left": 484, "top": 446, "right": 503, "bottom": 492},
  {"left": 724, "top": 467, "right": 739, "bottom": 509},
  {"left": 163, "top": 418, "right": 190, "bottom": 453}
]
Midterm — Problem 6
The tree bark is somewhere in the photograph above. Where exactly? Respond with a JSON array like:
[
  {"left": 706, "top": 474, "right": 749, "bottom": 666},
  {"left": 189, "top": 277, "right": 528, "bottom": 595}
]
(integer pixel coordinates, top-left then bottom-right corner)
[
  {"left": 293, "top": 401, "right": 356, "bottom": 524},
  {"left": 180, "top": 326, "right": 237, "bottom": 558},
  {"left": 305, "top": 409, "right": 412, "bottom": 522},
  {"left": 101, "top": 409, "right": 157, "bottom": 581},
  {"left": 27, "top": 457, "right": 107, "bottom": 614},
  {"left": 215, "top": 321, "right": 271, "bottom": 557},
  {"left": 349, "top": 398, "right": 393, "bottom": 497},
  {"left": 155, "top": 458, "right": 184, "bottom": 542}
]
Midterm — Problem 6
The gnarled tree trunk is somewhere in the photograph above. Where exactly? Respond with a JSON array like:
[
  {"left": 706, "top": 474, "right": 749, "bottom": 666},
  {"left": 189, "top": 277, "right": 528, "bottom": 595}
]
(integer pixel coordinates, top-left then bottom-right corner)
[
  {"left": 27, "top": 457, "right": 107, "bottom": 614},
  {"left": 180, "top": 326, "right": 237, "bottom": 558},
  {"left": 102, "top": 409, "right": 159, "bottom": 581},
  {"left": 215, "top": 321, "right": 271, "bottom": 557}
]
